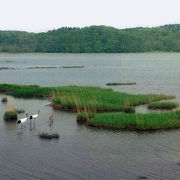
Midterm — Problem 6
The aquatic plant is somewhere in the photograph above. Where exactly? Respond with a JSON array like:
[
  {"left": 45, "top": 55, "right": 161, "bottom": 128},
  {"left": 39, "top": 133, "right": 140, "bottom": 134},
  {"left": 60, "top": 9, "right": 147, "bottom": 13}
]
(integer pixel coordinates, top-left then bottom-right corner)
[
  {"left": 4, "top": 111, "right": 17, "bottom": 121},
  {"left": 0, "top": 67, "right": 15, "bottom": 70},
  {"left": 87, "top": 111, "right": 180, "bottom": 130},
  {"left": 0, "top": 83, "right": 112, "bottom": 98},
  {"left": 0, "top": 83, "right": 175, "bottom": 113},
  {"left": 16, "top": 109, "right": 25, "bottom": 114},
  {"left": 52, "top": 89, "right": 174, "bottom": 113},
  {"left": 148, "top": 102, "right": 178, "bottom": 110},
  {"left": 38, "top": 133, "right": 59, "bottom": 139}
]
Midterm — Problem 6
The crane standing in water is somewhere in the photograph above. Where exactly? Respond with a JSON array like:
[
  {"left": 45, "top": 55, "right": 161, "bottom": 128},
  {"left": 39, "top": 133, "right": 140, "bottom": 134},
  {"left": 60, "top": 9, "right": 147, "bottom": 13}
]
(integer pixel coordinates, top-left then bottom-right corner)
[
  {"left": 29, "top": 110, "right": 40, "bottom": 126},
  {"left": 17, "top": 113, "right": 29, "bottom": 131}
]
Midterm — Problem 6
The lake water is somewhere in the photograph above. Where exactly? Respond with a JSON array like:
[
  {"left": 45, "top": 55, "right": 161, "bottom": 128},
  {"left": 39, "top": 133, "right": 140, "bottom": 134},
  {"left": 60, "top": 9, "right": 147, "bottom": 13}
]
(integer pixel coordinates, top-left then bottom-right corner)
[{"left": 0, "top": 53, "right": 180, "bottom": 179}]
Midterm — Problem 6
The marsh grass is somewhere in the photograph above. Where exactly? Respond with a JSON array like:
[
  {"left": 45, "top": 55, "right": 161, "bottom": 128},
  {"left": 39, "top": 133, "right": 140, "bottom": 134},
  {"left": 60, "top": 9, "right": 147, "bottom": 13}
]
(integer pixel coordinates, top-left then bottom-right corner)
[
  {"left": 16, "top": 109, "right": 25, "bottom": 114},
  {"left": 4, "top": 111, "right": 17, "bottom": 121},
  {"left": 88, "top": 111, "right": 180, "bottom": 130},
  {"left": 52, "top": 89, "right": 174, "bottom": 113},
  {"left": 0, "top": 84, "right": 112, "bottom": 98},
  {"left": 39, "top": 133, "right": 59, "bottom": 139},
  {"left": 148, "top": 102, "right": 178, "bottom": 110},
  {"left": 0, "top": 83, "right": 176, "bottom": 113}
]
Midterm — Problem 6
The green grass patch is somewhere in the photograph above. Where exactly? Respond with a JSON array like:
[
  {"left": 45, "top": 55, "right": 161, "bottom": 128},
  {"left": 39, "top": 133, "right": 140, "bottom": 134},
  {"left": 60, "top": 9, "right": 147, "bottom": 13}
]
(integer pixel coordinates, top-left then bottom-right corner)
[
  {"left": 0, "top": 83, "right": 111, "bottom": 98},
  {"left": 4, "top": 111, "right": 17, "bottom": 121},
  {"left": 87, "top": 111, "right": 180, "bottom": 130},
  {"left": 148, "top": 102, "right": 178, "bottom": 110},
  {"left": 53, "top": 90, "right": 174, "bottom": 113},
  {"left": 106, "top": 82, "right": 136, "bottom": 86},
  {"left": 0, "top": 83, "right": 175, "bottom": 113}
]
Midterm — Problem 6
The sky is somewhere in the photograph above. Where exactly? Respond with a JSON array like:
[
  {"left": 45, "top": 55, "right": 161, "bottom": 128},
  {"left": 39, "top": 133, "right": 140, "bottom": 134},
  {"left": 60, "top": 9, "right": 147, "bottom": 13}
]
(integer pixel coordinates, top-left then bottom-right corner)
[{"left": 0, "top": 0, "right": 180, "bottom": 32}]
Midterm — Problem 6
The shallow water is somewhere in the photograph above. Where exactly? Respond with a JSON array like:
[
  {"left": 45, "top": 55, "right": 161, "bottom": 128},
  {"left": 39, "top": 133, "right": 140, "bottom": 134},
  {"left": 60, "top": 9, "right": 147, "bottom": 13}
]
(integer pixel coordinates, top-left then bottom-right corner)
[{"left": 0, "top": 53, "right": 180, "bottom": 179}]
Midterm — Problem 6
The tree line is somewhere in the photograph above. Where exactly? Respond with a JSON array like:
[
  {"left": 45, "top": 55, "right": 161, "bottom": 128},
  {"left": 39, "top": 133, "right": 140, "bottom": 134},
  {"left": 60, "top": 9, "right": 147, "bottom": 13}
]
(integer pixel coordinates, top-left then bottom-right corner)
[{"left": 0, "top": 24, "right": 180, "bottom": 53}]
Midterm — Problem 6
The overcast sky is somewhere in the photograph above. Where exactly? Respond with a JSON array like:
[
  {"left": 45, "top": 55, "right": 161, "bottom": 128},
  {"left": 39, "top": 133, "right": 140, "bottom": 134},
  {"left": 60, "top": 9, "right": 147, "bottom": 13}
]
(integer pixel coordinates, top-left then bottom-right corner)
[{"left": 0, "top": 0, "right": 180, "bottom": 32}]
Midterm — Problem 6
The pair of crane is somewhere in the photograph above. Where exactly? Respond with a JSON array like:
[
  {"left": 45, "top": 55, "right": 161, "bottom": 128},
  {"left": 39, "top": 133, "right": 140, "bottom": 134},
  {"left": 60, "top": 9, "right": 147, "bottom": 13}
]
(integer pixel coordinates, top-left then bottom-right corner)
[{"left": 17, "top": 110, "right": 40, "bottom": 129}]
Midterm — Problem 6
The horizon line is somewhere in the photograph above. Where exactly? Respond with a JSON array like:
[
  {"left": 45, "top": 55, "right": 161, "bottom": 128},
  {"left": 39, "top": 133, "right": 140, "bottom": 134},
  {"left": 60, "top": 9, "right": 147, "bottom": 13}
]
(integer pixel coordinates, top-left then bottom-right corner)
[{"left": 0, "top": 23, "right": 179, "bottom": 33}]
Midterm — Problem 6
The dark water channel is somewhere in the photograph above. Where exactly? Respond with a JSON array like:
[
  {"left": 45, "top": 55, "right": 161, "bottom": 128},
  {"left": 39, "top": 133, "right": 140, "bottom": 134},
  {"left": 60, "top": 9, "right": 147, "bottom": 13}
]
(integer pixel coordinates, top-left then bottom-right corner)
[{"left": 0, "top": 53, "right": 180, "bottom": 179}]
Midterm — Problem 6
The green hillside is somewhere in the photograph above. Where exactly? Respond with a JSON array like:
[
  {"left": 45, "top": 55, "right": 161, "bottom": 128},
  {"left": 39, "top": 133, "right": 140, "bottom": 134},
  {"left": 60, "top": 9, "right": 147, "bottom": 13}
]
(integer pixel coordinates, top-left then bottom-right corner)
[{"left": 1, "top": 24, "right": 180, "bottom": 53}]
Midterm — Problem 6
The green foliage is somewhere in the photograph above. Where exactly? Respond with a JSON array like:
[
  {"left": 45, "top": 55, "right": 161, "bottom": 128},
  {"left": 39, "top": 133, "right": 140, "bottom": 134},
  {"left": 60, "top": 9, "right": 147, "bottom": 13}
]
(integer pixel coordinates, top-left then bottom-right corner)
[
  {"left": 53, "top": 88, "right": 174, "bottom": 113},
  {"left": 0, "top": 83, "right": 112, "bottom": 98},
  {"left": 1, "top": 24, "right": 180, "bottom": 52},
  {"left": 4, "top": 111, "right": 17, "bottom": 121},
  {"left": 0, "top": 83, "right": 175, "bottom": 113},
  {"left": 148, "top": 102, "right": 178, "bottom": 110},
  {"left": 89, "top": 111, "right": 180, "bottom": 130}
]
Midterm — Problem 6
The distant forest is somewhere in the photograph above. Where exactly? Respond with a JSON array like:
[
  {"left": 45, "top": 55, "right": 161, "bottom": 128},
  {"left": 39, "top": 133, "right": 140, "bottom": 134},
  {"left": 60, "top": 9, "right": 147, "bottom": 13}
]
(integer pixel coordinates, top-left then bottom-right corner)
[{"left": 0, "top": 24, "right": 180, "bottom": 53}]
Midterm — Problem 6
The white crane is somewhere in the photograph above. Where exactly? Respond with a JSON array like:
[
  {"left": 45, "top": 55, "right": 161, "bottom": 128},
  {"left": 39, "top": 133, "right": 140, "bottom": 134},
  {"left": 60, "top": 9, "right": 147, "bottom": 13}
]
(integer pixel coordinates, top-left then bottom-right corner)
[
  {"left": 30, "top": 110, "right": 40, "bottom": 120},
  {"left": 17, "top": 113, "right": 29, "bottom": 130}
]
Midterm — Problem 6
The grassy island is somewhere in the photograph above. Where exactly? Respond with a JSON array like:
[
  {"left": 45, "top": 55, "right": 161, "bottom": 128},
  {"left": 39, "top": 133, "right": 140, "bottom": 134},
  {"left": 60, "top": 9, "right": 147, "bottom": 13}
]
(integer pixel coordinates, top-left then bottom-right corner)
[
  {"left": 86, "top": 111, "right": 180, "bottom": 130},
  {"left": 148, "top": 102, "right": 178, "bottom": 110},
  {"left": 4, "top": 111, "right": 17, "bottom": 121},
  {"left": 0, "top": 83, "right": 179, "bottom": 130}
]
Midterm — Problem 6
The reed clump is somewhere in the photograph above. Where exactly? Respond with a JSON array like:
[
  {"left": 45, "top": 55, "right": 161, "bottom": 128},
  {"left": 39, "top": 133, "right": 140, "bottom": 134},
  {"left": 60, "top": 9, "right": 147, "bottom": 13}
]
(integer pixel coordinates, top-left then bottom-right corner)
[
  {"left": 16, "top": 109, "right": 25, "bottom": 114},
  {"left": 148, "top": 102, "right": 178, "bottom": 110},
  {"left": 87, "top": 111, "right": 180, "bottom": 130},
  {"left": 38, "top": 133, "right": 59, "bottom": 139},
  {"left": 4, "top": 111, "right": 17, "bottom": 121}
]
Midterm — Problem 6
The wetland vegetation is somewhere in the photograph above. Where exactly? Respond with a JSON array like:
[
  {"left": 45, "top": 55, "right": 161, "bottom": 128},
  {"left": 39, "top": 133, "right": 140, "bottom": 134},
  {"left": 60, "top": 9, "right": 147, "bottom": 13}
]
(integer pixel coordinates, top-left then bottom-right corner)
[
  {"left": 87, "top": 111, "right": 180, "bottom": 130},
  {"left": 38, "top": 132, "right": 59, "bottom": 139},
  {"left": 4, "top": 110, "right": 17, "bottom": 121},
  {"left": 148, "top": 102, "right": 178, "bottom": 110},
  {"left": 0, "top": 83, "right": 179, "bottom": 130}
]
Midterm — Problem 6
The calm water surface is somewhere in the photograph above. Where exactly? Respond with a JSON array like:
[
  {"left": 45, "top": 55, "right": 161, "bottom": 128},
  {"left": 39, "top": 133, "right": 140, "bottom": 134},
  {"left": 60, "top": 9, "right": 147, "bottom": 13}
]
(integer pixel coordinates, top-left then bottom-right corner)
[{"left": 0, "top": 53, "right": 180, "bottom": 179}]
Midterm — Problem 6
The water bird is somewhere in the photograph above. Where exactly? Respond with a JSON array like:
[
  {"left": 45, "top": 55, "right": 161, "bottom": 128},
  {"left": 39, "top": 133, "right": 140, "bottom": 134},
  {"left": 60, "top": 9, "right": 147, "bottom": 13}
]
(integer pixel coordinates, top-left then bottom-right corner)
[
  {"left": 17, "top": 113, "right": 28, "bottom": 130},
  {"left": 17, "top": 113, "right": 29, "bottom": 124},
  {"left": 30, "top": 110, "right": 40, "bottom": 120}
]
